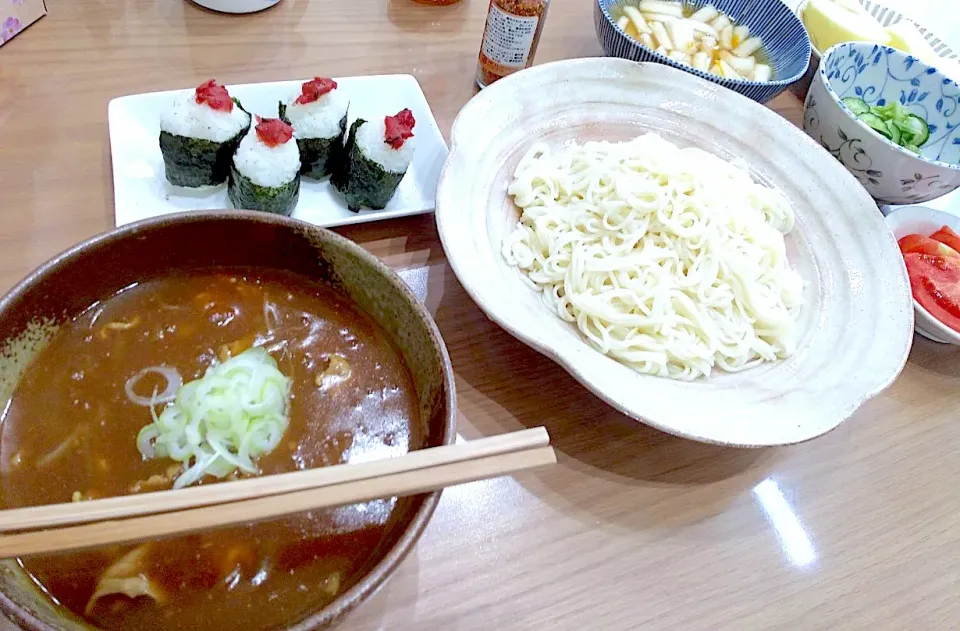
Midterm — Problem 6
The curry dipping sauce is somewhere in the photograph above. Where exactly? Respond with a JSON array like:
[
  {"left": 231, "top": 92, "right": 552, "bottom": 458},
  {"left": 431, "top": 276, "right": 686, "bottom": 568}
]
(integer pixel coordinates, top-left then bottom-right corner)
[{"left": 0, "top": 268, "right": 424, "bottom": 631}]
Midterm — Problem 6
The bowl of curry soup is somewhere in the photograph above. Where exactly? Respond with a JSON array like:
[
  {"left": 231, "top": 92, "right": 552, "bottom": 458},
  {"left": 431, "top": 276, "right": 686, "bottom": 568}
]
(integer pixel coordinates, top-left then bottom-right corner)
[{"left": 0, "top": 211, "right": 456, "bottom": 631}]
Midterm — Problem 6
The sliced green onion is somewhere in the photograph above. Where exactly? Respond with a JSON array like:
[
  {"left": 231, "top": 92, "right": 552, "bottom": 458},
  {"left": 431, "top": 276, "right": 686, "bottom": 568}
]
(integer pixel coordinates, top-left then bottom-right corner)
[
  {"left": 136, "top": 347, "right": 292, "bottom": 489},
  {"left": 125, "top": 366, "right": 182, "bottom": 407}
]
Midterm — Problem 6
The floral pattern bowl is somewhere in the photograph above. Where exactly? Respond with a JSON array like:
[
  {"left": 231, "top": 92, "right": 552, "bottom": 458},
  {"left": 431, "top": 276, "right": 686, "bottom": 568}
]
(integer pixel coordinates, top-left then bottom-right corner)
[{"left": 803, "top": 42, "right": 960, "bottom": 205}]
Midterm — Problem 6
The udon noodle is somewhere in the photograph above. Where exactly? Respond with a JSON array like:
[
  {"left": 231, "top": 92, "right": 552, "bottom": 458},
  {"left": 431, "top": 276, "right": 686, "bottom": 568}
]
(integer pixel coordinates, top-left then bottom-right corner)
[{"left": 502, "top": 133, "right": 804, "bottom": 380}]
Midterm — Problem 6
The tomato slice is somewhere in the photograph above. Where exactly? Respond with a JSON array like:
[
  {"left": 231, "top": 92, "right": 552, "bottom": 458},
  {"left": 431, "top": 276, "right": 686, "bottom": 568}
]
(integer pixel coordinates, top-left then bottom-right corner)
[
  {"left": 898, "top": 234, "right": 960, "bottom": 258},
  {"left": 930, "top": 225, "right": 960, "bottom": 253},
  {"left": 903, "top": 252, "right": 960, "bottom": 333}
]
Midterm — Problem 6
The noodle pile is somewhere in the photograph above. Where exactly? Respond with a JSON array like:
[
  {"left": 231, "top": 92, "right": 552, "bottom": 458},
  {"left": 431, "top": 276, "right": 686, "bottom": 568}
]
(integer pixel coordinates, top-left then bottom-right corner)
[{"left": 502, "top": 133, "right": 803, "bottom": 380}]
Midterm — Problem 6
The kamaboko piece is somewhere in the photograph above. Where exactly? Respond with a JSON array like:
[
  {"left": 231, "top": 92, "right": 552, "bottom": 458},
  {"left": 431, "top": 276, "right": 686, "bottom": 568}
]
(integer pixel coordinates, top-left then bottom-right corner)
[
  {"left": 159, "top": 80, "right": 251, "bottom": 187},
  {"left": 331, "top": 108, "right": 416, "bottom": 211},
  {"left": 136, "top": 347, "right": 292, "bottom": 489}
]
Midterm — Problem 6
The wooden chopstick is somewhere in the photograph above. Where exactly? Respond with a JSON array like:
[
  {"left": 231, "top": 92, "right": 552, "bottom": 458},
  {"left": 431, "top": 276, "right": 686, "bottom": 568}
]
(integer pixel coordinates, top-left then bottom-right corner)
[
  {"left": 0, "top": 426, "right": 550, "bottom": 533},
  {"left": 0, "top": 444, "right": 555, "bottom": 559}
]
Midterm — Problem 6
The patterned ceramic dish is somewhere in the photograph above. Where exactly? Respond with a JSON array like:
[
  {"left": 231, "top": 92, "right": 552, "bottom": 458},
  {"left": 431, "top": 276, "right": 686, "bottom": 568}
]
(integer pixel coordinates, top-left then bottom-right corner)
[
  {"left": 790, "top": 0, "right": 960, "bottom": 99},
  {"left": 435, "top": 57, "right": 914, "bottom": 448},
  {"left": 803, "top": 42, "right": 960, "bottom": 205},
  {"left": 594, "top": 0, "right": 811, "bottom": 103},
  {"left": 885, "top": 205, "right": 960, "bottom": 344}
]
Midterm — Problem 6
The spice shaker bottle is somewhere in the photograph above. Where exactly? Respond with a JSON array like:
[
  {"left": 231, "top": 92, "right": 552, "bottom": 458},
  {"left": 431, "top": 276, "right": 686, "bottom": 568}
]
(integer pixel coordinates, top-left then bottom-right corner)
[{"left": 476, "top": 0, "right": 551, "bottom": 88}]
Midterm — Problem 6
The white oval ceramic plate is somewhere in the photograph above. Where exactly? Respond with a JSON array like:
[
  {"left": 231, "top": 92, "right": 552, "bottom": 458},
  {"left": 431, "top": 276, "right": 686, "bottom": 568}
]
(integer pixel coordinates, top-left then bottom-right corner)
[{"left": 435, "top": 58, "right": 915, "bottom": 447}]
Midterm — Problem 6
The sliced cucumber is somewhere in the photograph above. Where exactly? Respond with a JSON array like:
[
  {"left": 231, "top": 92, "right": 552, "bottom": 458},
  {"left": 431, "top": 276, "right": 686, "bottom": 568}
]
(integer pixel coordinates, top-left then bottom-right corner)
[
  {"left": 906, "top": 115, "right": 929, "bottom": 146},
  {"left": 859, "top": 112, "right": 890, "bottom": 137},
  {"left": 884, "top": 120, "right": 902, "bottom": 145},
  {"left": 851, "top": 99, "right": 930, "bottom": 150},
  {"left": 842, "top": 96, "right": 870, "bottom": 115},
  {"left": 893, "top": 115, "right": 921, "bottom": 142}
]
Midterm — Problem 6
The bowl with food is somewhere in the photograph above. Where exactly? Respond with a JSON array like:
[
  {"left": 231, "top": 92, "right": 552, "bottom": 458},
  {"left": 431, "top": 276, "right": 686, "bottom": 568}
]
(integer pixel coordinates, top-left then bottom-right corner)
[
  {"left": 593, "top": 0, "right": 811, "bottom": 103},
  {"left": 0, "top": 211, "right": 456, "bottom": 631},
  {"left": 885, "top": 205, "right": 960, "bottom": 344},
  {"left": 436, "top": 57, "right": 913, "bottom": 447},
  {"left": 790, "top": 0, "right": 960, "bottom": 99},
  {"left": 189, "top": 0, "right": 281, "bottom": 13},
  {"left": 803, "top": 41, "right": 960, "bottom": 205}
]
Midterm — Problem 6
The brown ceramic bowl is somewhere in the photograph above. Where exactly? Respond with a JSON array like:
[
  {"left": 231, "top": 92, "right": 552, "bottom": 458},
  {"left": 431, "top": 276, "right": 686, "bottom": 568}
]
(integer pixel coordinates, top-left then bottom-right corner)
[{"left": 0, "top": 211, "right": 457, "bottom": 630}]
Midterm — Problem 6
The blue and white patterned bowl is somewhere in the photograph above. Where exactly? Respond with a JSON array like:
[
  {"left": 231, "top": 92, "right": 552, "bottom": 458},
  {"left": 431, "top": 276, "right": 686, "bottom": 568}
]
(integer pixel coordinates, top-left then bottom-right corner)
[
  {"left": 594, "top": 0, "right": 811, "bottom": 104},
  {"left": 803, "top": 42, "right": 960, "bottom": 205}
]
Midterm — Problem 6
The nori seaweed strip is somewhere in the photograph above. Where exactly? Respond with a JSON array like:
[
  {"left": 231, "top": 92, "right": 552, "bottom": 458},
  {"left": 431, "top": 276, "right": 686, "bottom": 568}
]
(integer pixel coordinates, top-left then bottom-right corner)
[
  {"left": 159, "top": 127, "right": 245, "bottom": 188},
  {"left": 159, "top": 99, "right": 249, "bottom": 188},
  {"left": 299, "top": 114, "right": 347, "bottom": 179},
  {"left": 329, "top": 119, "right": 360, "bottom": 196},
  {"left": 331, "top": 119, "right": 406, "bottom": 212},
  {"left": 279, "top": 101, "right": 347, "bottom": 179},
  {"left": 228, "top": 164, "right": 300, "bottom": 216}
]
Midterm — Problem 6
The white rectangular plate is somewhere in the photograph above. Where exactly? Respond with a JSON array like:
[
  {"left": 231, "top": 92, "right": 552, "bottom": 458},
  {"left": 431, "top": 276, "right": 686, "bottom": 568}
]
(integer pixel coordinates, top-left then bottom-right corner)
[{"left": 108, "top": 74, "right": 448, "bottom": 229}]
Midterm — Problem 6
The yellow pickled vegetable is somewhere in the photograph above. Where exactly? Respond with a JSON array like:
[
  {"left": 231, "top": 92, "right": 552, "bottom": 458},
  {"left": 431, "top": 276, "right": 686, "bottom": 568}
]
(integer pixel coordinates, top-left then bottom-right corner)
[
  {"left": 802, "top": 0, "right": 891, "bottom": 53},
  {"left": 830, "top": 0, "right": 869, "bottom": 15},
  {"left": 885, "top": 21, "right": 938, "bottom": 66}
]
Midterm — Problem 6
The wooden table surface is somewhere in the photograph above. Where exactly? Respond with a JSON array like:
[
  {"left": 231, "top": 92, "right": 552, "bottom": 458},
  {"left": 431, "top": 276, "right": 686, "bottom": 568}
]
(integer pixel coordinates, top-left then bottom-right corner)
[{"left": 2, "top": 1, "right": 960, "bottom": 629}]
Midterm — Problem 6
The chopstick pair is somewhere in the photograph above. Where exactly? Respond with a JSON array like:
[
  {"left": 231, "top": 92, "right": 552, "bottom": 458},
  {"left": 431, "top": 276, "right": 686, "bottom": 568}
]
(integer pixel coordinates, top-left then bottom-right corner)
[{"left": 0, "top": 427, "right": 554, "bottom": 559}]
